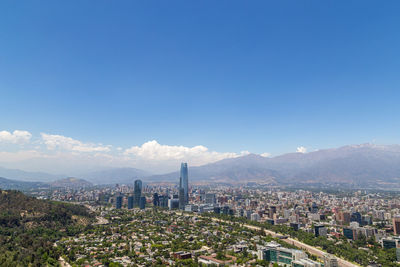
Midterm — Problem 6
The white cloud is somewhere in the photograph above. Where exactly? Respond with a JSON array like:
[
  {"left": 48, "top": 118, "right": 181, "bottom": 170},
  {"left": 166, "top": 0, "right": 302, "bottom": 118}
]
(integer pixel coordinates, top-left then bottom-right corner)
[
  {"left": 41, "top": 133, "right": 111, "bottom": 152},
  {"left": 0, "top": 131, "right": 260, "bottom": 174},
  {"left": 260, "top": 152, "right": 271, "bottom": 157},
  {"left": 296, "top": 146, "right": 307, "bottom": 153},
  {"left": 124, "top": 140, "right": 247, "bottom": 166},
  {"left": 0, "top": 150, "right": 44, "bottom": 162},
  {"left": 0, "top": 130, "right": 32, "bottom": 144}
]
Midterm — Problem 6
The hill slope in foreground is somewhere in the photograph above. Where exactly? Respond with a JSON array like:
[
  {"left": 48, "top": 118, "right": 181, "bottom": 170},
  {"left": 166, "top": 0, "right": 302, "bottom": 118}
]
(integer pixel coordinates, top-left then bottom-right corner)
[{"left": 0, "top": 190, "right": 94, "bottom": 266}]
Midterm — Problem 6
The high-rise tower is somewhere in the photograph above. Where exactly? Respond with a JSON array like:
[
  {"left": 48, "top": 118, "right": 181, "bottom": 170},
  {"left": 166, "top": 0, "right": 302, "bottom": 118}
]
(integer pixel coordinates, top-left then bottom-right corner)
[
  {"left": 179, "top": 163, "right": 189, "bottom": 205},
  {"left": 134, "top": 179, "right": 142, "bottom": 207},
  {"left": 178, "top": 187, "right": 185, "bottom": 209},
  {"left": 127, "top": 196, "right": 134, "bottom": 209},
  {"left": 115, "top": 195, "right": 123, "bottom": 209},
  {"left": 393, "top": 215, "right": 400, "bottom": 235}
]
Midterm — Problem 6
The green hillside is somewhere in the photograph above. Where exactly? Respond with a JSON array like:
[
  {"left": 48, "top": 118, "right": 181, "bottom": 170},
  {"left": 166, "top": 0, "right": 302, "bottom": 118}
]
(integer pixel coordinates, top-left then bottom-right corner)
[{"left": 0, "top": 190, "right": 94, "bottom": 266}]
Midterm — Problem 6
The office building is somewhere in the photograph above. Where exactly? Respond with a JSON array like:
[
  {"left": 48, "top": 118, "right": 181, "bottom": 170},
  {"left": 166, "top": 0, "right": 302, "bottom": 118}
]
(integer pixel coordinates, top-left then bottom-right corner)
[
  {"left": 269, "top": 206, "right": 277, "bottom": 219},
  {"left": 115, "top": 195, "right": 123, "bottom": 209},
  {"left": 338, "top": 211, "right": 351, "bottom": 224},
  {"left": 184, "top": 204, "right": 198, "bottom": 212},
  {"left": 236, "top": 208, "right": 244, "bottom": 217},
  {"left": 258, "top": 242, "right": 309, "bottom": 266},
  {"left": 158, "top": 195, "right": 169, "bottom": 208},
  {"left": 153, "top": 193, "right": 159, "bottom": 207},
  {"left": 168, "top": 198, "right": 179, "bottom": 210},
  {"left": 351, "top": 212, "right": 362, "bottom": 225},
  {"left": 179, "top": 163, "right": 189, "bottom": 205},
  {"left": 310, "top": 202, "right": 318, "bottom": 213},
  {"left": 362, "top": 215, "right": 372, "bottom": 225},
  {"left": 213, "top": 206, "right": 221, "bottom": 214},
  {"left": 139, "top": 196, "right": 146, "bottom": 210},
  {"left": 134, "top": 179, "right": 142, "bottom": 207},
  {"left": 251, "top": 213, "right": 260, "bottom": 221},
  {"left": 314, "top": 225, "right": 327, "bottom": 237},
  {"left": 397, "top": 247, "right": 400, "bottom": 262},
  {"left": 205, "top": 193, "right": 216, "bottom": 204},
  {"left": 178, "top": 188, "right": 185, "bottom": 209},
  {"left": 127, "top": 196, "right": 134, "bottom": 209},
  {"left": 393, "top": 215, "right": 400, "bottom": 235},
  {"left": 343, "top": 228, "right": 356, "bottom": 240}
]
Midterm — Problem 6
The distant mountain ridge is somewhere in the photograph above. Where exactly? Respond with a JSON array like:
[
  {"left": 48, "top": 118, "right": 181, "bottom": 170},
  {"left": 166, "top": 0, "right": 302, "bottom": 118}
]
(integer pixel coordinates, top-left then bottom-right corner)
[
  {"left": 0, "top": 166, "right": 151, "bottom": 185},
  {"left": 2, "top": 144, "right": 400, "bottom": 188},
  {"left": 0, "top": 177, "right": 93, "bottom": 191},
  {"left": 81, "top": 167, "right": 151, "bottom": 185},
  {"left": 146, "top": 144, "right": 400, "bottom": 188},
  {"left": 0, "top": 167, "right": 62, "bottom": 182},
  {"left": 50, "top": 177, "right": 93, "bottom": 188},
  {"left": 0, "top": 177, "right": 46, "bottom": 190}
]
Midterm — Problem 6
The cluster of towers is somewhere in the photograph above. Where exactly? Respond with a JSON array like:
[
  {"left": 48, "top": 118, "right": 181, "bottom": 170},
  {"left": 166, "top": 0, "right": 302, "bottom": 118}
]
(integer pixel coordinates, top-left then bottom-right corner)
[
  {"left": 116, "top": 163, "right": 189, "bottom": 210},
  {"left": 115, "top": 179, "right": 146, "bottom": 210},
  {"left": 152, "top": 162, "right": 189, "bottom": 210}
]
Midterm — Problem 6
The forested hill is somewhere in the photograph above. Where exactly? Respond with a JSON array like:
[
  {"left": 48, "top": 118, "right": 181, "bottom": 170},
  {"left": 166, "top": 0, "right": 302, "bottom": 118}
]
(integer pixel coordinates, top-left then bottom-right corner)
[{"left": 0, "top": 190, "right": 94, "bottom": 266}]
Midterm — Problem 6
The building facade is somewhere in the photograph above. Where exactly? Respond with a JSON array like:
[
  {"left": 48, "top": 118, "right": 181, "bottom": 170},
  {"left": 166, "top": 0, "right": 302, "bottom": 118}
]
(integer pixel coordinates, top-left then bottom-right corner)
[
  {"left": 134, "top": 179, "right": 142, "bottom": 207},
  {"left": 115, "top": 195, "right": 123, "bottom": 209},
  {"left": 127, "top": 196, "right": 134, "bottom": 209},
  {"left": 393, "top": 215, "right": 400, "bottom": 235},
  {"left": 179, "top": 163, "right": 189, "bottom": 205}
]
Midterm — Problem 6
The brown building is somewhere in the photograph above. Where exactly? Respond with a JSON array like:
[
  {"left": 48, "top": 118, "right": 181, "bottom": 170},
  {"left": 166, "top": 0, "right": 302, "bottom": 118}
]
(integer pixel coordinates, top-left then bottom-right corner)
[
  {"left": 172, "top": 251, "right": 192, "bottom": 260},
  {"left": 393, "top": 215, "right": 400, "bottom": 235},
  {"left": 338, "top": 211, "right": 351, "bottom": 224}
]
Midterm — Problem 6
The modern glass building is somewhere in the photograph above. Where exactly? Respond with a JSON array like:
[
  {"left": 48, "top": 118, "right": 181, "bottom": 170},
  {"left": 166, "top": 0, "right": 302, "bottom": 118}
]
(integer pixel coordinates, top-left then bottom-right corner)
[
  {"left": 127, "top": 196, "right": 134, "bottom": 209},
  {"left": 351, "top": 212, "right": 362, "bottom": 224},
  {"left": 257, "top": 242, "right": 317, "bottom": 266},
  {"left": 158, "top": 195, "right": 169, "bottom": 208},
  {"left": 115, "top": 196, "right": 123, "bottom": 209},
  {"left": 343, "top": 228, "right": 355, "bottom": 240},
  {"left": 179, "top": 163, "right": 189, "bottom": 205},
  {"left": 178, "top": 187, "right": 185, "bottom": 209},
  {"left": 134, "top": 179, "right": 142, "bottom": 207},
  {"left": 153, "top": 193, "right": 159, "bottom": 206},
  {"left": 139, "top": 196, "right": 146, "bottom": 210}
]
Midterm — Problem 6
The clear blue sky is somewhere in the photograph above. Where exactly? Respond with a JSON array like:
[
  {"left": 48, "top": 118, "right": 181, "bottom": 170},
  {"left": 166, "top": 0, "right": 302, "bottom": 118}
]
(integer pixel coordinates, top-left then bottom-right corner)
[{"left": 1, "top": 0, "right": 400, "bottom": 156}]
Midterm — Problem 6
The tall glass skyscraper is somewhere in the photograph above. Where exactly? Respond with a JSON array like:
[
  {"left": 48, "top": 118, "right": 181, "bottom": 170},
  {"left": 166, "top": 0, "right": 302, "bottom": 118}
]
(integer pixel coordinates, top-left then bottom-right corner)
[
  {"left": 178, "top": 187, "right": 185, "bottom": 210},
  {"left": 134, "top": 179, "right": 142, "bottom": 207},
  {"left": 139, "top": 196, "right": 146, "bottom": 210},
  {"left": 127, "top": 196, "right": 134, "bottom": 209},
  {"left": 115, "top": 195, "right": 123, "bottom": 209},
  {"left": 179, "top": 163, "right": 189, "bottom": 205}
]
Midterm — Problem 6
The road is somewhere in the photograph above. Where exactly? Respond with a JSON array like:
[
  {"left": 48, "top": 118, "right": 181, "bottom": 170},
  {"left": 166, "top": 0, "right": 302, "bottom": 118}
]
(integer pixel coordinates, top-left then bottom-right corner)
[{"left": 208, "top": 217, "right": 359, "bottom": 267}]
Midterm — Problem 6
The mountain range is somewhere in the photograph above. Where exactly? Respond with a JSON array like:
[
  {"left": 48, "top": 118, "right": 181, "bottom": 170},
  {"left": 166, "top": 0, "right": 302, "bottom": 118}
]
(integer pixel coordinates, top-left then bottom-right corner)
[
  {"left": 1, "top": 144, "right": 400, "bottom": 189},
  {"left": 81, "top": 168, "right": 151, "bottom": 185},
  {"left": 0, "top": 177, "right": 46, "bottom": 190},
  {"left": 0, "top": 166, "right": 62, "bottom": 182},
  {"left": 50, "top": 177, "right": 93, "bottom": 188},
  {"left": 146, "top": 144, "right": 400, "bottom": 188}
]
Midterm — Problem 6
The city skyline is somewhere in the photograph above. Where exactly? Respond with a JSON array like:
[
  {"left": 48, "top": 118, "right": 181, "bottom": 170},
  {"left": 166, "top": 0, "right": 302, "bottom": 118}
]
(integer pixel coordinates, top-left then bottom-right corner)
[
  {"left": 1, "top": 1, "right": 400, "bottom": 266},
  {"left": 1, "top": 1, "right": 400, "bottom": 175}
]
